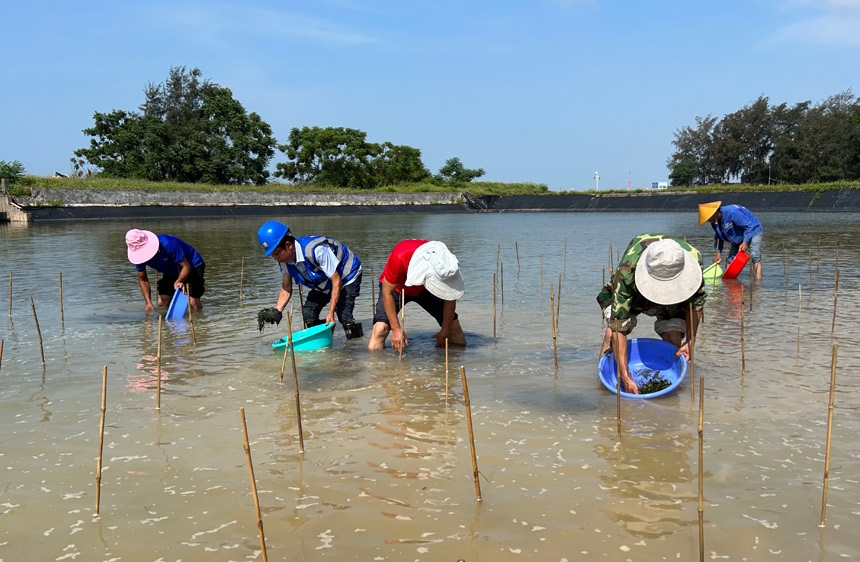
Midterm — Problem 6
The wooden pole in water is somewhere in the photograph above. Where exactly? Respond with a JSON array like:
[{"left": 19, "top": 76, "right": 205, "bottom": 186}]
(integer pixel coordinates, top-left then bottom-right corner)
[
  {"left": 399, "top": 290, "right": 405, "bottom": 360},
  {"left": 540, "top": 255, "right": 543, "bottom": 304},
  {"left": 8, "top": 272, "right": 12, "bottom": 318},
  {"left": 689, "top": 302, "right": 695, "bottom": 403},
  {"left": 59, "top": 272, "right": 64, "bottom": 324},
  {"left": 492, "top": 273, "right": 497, "bottom": 343},
  {"left": 501, "top": 261, "right": 504, "bottom": 309},
  {"left": 496, "top": 244, "right": 500, "bottom": 284},
  {"left": 817, "top": 236, "right": 821, "bottom": 271},
  {"left": 556, "top": 273, "right": 561, "bottom": 335},
  {"left": 459, "top": 366, "right": 482, "bottom": 501},
  {"left": 609, "top": 242, "right": 613, "bottom": 275},
  {"left": 697, "top": 376, "right": 705, "bottom": 562},
  {"left": 515, "top": 241, "right": 520, "bottom": 276},
  {"left": 280, "top": 306, "right": 295, "bottom": 383},
  {"left": 819, "top": 344, "right": 838, "bottom": 527},
  {"left": 156, "top": 315, "right": 162, "bottom": 409},
  {"left": 613, "top": 319, "right": 621, "bottom": 435},
  {"left": 30, "top": 297, "right": 45, "bottom": 365},
  {"left": 95, "top": 365, "right": 107, "bottom": 515},
  {"left": 550, "top": 283, "right": 557, "bottom": 372},
  {"left": 239, "top": 257, "right": 245, "bottom": 300},
  {"left": 186, "top": 284, "right": 196, "bottom": 348},
  {"left": 239, "top": 407, "right": 269, "bottom": 562},
  {"left": 286, "top": 311, "right": 305, "bottom": 453},
  {"left": 0, "top": 339, "right": 3, "bottom": 372},
  {"left": 602, "top": 265, "right": 605, "bottom": 287},
  {"left": 830, "top": 270, "right": 839, "bottom": 343},
  {"left": 370, "top": 266, "right": 375, "bottom": 321},
  {"left": 740, "top": 285, "right": 745, "bottom": 381},
  {"left": 297, "top": 284, "right": 304, "bottom": 324},
  {"left": 796, "top": 284, "right": 801, "bottom": 363},
  {"left": 445, "top": 338, "right": 449, "bottom": 407}
]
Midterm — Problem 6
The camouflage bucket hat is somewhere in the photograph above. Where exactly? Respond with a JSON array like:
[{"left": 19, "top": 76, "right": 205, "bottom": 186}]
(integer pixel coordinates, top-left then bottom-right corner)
[{"left": 634, "top": 239, "right": 702, "bottom": 305}]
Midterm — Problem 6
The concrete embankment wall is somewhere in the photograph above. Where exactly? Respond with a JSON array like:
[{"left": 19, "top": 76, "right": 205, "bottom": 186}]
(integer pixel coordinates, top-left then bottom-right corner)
[
  {"left": 472, "top": 188, "right": 860, "bottom": 212},
  {"left": 7, "top": 186, "right": 860, "bottom": 221}
]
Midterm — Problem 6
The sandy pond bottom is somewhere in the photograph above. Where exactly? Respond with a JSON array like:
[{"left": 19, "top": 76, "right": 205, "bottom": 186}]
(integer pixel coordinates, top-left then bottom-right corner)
[{"left": 1, "top": 212, "right": 859, "bottom": 561}]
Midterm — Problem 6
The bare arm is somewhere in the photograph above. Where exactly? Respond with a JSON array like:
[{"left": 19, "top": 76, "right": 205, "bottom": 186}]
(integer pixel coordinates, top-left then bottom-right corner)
[
  {"left": 381, "top": 279, "right": 407, "bottom": 351},
  {"left": 276, "top": 273, "right": 293, "bottom": 312},
  {"left": 174, "top": 258, "right": 192, "bottom": 291},
  {"left": 137, "top": 270, "right": 155, "bottom": 311},
  {"left": 611, "top": 329, "right": 638, "bottom": 394},
  {"left": 433, "top": 299, "right": 457, "bottom": 347},
  {"left": 676, "top": 307, "right": 702, "bottom": 360},
  {"left": 325, "top": 271, "right": 342, "bottom": 326}
]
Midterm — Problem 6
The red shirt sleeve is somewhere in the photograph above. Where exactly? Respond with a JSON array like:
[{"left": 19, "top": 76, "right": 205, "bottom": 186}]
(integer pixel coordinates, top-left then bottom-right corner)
[{"left": 380, "top": 239, "right": 428, "bottom": 296}]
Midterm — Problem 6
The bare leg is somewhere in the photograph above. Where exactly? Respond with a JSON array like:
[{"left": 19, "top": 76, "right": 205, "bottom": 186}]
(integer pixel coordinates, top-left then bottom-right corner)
[
  {"left": 661, "top": 330, "right": 683, "bottom": 347},
  {"left": 189, "top": 297, "right": 202, "bottom": 311},
  {"left": 156, "top": 294, "right": 170, "bottom": 308},
  {"left": 367, "top": 322, "right": 391, "bottom": 350},
  {"left": 753, "top": 262, "right": 762, "bottom": 281}
]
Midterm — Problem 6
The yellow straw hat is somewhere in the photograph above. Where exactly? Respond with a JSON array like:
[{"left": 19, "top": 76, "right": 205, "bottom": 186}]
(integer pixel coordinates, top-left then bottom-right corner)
[{"left": 698, "top": 201, "right": 721, "bottom": 225}]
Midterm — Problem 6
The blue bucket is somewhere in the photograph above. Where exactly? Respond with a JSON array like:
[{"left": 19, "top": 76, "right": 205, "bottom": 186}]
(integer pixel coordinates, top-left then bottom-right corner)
[
  {"left": 598, "top": 338, "right": 687, "bottom": 399},
  {"left": 165, "top": 288, "right": 188, "bottom": 319},
  {"left": 272, "top": 322, "right": 335, "bottom": 351}
]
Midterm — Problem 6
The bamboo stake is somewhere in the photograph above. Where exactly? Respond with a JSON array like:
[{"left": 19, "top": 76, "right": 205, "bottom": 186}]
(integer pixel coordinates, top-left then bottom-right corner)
[
  {"left": 783, "top": 242, "right": 787, "bottom": 285},
  {"left": 157, "top": 315, "right": 162, "bottom": 409},
  {"left": 817, "top": 236, "right": 821, "bottom": 271},
  {"left": 286, "top": 311, "right": 305, "bottom": 453},
  {"left": 496, "top": 244, "right": 500, "bottom": 286},
  {"left": 95, "top": 365, "right": 107, "bottom": 515},
  {"left": 556, "top": 273, "right": 561, "bottom": 335},
  {"left": 820, "top": 345, "right": 838, "bottom": 527},
  {"left": 796, "top": 284, "right": 801, "bottom": 363},
  {"left": 609, "top": 242, "right": 613, "bottom": 275},
  {"left": 698, "top": 376, "right": 705, "bottom": 562},
  {"left": 0, "top": 339, "right": 3, "bottom": 372},
  {"left": 740, "top": 285, "right": 745, "bottom": 381},
  {"left": 239, "top": 257, "right": 245, "bottom": 299},
  {"left": 297, "top": 284, "right": 304, "bottom": 322},
  {"left": 690, "top": 302, "right": 695, "bottom": 403},
  {"left": 500, "top": 261, "right": 504, "bottom": 309},
  {"left": 30, "top": 297, "right": 45, "bottom": 365},
  {"left": 186, "top": 284, "right": 196, "bottom": 348},
  {"left": 59, "top": 272, "right": 64, "bottom": 324},
  {"left": 445, "top": 338, "right": 449, "bottom": 407},
  {"left": 459, "top": 366, "right": 482, "bottom": 501},
  {"left": 239, "top": 407, "right": 269, "bottom": 562},
  {"left": 830, "top": 269, "right": 839, "bottom": 343},
  {"left": 492, "top": 273, "right": 497, "bottom": 343},
  {"left": 540, "top": 255, "right": 543, "bottom": 304},
  {"left": 515, "top": 241, "right": 520, "bottom": 276},
  {"left": 563, "top": 238, "right": 567, "bottom": 278},
  {"left": 602, "top": 265, "right": 605, "bottom": 287},
  {"left": 613, "top": 319, "right": 621, "bottom": 435},
  {"left": 399, "top": 290, "right": 405, "bottom": 360},
  {"left": 8, "top": 272, "right": 12, "bottom": 318},
  {"left": 550, "top": 283, "right": 557, "bottom": 372},
  {"left": 280, "top": 303, "right": 295, "bottom": 383},
  {"left": 370, "top": 266, "right": 375, "bottom": 321}
]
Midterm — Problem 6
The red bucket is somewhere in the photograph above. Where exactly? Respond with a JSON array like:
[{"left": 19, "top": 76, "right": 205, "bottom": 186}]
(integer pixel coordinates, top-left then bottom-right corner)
[{"left": 722, "top": 250, "right": 749, "bottom": 279}]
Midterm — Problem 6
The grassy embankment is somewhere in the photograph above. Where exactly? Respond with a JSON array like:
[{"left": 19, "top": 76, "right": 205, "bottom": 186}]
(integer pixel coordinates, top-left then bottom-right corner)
[{"left": 9, "top": 175, "right": 859, "bottom": 197}]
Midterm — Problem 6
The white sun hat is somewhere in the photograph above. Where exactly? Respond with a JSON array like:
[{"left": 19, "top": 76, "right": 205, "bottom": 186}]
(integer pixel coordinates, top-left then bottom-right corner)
[
  {"left": 405, "top": 241, "right": 465, "bottom": 301},
  {"left": 634, "top": 239, "right": 702, "bottom": 305}
]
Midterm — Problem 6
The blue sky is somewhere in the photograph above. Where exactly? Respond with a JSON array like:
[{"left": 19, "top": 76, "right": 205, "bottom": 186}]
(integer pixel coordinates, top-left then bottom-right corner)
[{"left": 2, "top": 0, "right": 858, "bottom": 191}]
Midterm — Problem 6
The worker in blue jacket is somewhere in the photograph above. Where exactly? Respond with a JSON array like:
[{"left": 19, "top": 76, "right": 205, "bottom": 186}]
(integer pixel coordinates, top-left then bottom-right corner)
[
  {"left": 698, "top": 201, "right": 763, "bottom": 280},
  {"left": 256, "top": 220, "right": 364, "bottom": 339}
]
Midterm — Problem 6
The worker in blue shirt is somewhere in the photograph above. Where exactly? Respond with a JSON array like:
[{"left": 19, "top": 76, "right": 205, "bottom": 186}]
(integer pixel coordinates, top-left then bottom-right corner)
[
  {"left": 126, "top": 229, "right": 206, "bottom": 311},
  {"left": 698, "top": 201, "right": 763, "bottom": 280}
]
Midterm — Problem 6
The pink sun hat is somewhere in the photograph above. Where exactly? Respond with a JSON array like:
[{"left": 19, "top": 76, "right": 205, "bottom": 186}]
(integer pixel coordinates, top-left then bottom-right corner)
[{"left": 126, "top": 229, "right": 160, "bottom": 264}]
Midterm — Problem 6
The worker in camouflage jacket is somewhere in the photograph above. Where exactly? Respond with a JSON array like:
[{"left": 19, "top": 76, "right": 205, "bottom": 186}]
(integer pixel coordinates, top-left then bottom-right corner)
[{"left": 597, "top": 233, "right": 705, "bottom": 394}]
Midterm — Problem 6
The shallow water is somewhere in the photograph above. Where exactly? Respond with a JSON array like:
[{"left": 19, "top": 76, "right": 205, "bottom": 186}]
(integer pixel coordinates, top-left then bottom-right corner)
[{"left": 1, "top": 212, "right": 858, "bottom": 561}]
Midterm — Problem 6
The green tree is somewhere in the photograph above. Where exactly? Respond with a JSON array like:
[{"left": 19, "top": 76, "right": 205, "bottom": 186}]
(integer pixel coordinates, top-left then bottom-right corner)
[
  {"left": 275, "top": 126, "right": 429, "bottom": 188},
  {"left": 75, "top": 66, "right": 276, "bottom": 185},
  {"left": 0, "top": 160, "right": 26, "bottom": 183},
  {"left": 436, "top": 157, "right": 485, "bottom": 183}
]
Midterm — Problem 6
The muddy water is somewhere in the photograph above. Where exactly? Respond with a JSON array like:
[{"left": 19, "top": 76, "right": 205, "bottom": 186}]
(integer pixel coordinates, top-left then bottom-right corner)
[{"left": 1, "top": 212, "right": 858, "bottom": 561}]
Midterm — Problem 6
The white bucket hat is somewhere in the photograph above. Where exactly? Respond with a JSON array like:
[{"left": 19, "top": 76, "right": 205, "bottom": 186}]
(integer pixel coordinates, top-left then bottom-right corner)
[
  {"left": 634, "top": 239, "right": 702, "bottom": 305},
  {"left": 405, "top": 241, "right": 465, "bottom": 301}
]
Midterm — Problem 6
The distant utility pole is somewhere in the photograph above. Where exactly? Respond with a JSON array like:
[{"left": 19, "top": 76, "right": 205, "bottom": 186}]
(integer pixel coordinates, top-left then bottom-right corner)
[{"left": 593, "top": 171, "right": 600, "bottom": 191}]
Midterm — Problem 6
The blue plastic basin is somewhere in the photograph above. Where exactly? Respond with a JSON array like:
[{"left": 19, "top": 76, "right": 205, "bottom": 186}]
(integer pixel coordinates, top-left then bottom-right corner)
[
  {"left": 166, "top": 288, "right": 188, "bottom": 319},
  {"left": 598, "top": 338, "right": 688, "bottom": 399},
  {"left": 272, "top": 323, "right": 335, "bottom": 351}
]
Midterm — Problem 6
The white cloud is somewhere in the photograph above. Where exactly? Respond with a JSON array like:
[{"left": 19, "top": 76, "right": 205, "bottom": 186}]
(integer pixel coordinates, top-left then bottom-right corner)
[
  {"left": 769, "top": 0, "right": 860, "bottom": 47},
  {"left": 146, "top": 2, "right": 381, "bottom": 48}
]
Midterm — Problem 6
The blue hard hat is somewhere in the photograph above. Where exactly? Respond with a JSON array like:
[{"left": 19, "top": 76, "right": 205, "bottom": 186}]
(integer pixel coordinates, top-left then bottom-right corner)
[{"left": 257, "top": 220, "right": 291, "bottom": 256}]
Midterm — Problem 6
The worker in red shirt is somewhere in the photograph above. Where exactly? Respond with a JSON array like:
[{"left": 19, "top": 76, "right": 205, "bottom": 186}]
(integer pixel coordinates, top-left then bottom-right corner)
[{"left": 367, "top": 239, "right": 466, "bottom": 351}]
